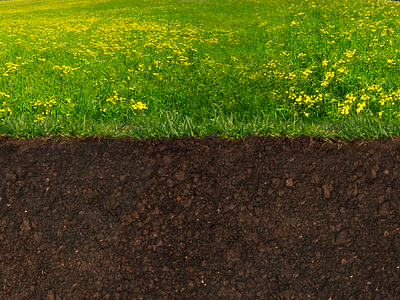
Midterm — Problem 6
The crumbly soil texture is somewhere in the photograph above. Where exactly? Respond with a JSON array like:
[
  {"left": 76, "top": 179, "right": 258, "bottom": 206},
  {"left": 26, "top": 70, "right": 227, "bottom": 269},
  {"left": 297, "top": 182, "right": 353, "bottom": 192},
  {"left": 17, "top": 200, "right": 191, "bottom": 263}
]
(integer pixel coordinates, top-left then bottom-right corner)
[{"left": 1, "top": 135, "right": 400, "bottom": 299}]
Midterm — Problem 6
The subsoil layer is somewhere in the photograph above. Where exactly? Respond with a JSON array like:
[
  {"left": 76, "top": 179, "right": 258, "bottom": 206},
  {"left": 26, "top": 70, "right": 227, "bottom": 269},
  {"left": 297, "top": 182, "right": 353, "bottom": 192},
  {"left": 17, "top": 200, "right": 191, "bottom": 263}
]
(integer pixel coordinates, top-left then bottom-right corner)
[{"left": 1, "top": 135, "right": 400, "bottom": 299}]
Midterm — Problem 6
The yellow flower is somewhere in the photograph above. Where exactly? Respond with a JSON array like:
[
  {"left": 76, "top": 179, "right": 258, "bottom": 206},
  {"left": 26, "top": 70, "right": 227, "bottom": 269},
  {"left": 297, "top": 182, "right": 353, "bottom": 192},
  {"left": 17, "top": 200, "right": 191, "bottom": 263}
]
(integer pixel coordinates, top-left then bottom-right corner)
[
  {"left": 301, "top": 69, "right": 313, "bottom": 77},
  {"left": 286, "top": 72, "right": 296, "bottom": 80},
  {"left": 345, "top": 93, "right": 357, "bottom": 103},
  {"left": 356, "top": 102, "right": 366, "bottom": 114},
  {"left": 343, "top": 49, "right": 356, "bottom": 59},
  {"left": 131, "top": 101, "right": 148, "bottom": 110},
  {"left": 387, "top": 59, "right": 396, "bottom": 66},
  {"left": 321, "top": 71, "right": 335, "bottom": 86},
  {"left": 360, "top": 94, "right": 370, "bottom": 101},
  {"left": 339, "top": 104, "right": 350, "bottom": 115},
  {"left": 0, "top": 92, "right": 10, "bottom": 98}
]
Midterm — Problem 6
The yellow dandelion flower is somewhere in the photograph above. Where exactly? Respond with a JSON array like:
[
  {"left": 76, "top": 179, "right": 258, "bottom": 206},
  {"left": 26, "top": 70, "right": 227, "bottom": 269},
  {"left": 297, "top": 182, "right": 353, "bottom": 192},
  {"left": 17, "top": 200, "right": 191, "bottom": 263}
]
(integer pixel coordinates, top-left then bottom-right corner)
[
  {"left": 0, "top": 92, "right": 10, "bottom": 98},
  {"left": 345, "top": 93, "right": 357, "bottom": 103},
  {"left": 356, "top": 102, "right": 366, "bottom": 114},
  {"left": 321, "top": 71, "right": 335, "bottom": 86},
  {"left": 131, "top": 100, "right": 148, "bottom": 110},
  {"left": 301, "top": 69, "right": 313, "bottom": 77},
  {"left": 360, "top": 94, "right": 370, "bottom": 101},
  {"left": 286, "top": 72, "right": 296, "bottom": 80},
  {"left": 343, "top": 49, "right": 356, "bottom": 59}
]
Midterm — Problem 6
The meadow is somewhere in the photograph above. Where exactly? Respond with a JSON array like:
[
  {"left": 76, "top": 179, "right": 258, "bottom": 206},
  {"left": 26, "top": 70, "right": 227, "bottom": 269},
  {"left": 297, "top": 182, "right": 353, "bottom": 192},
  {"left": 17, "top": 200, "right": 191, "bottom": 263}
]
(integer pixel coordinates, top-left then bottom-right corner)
[{"left": 1, "top": 0, "right": 400, "bottom": 139}]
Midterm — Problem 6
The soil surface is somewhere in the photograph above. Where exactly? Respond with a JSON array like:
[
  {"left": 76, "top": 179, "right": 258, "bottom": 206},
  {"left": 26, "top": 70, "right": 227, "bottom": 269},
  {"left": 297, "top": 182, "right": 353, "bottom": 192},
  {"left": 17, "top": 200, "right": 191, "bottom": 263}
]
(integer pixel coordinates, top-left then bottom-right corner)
[{"left": 1, "top": 135, "right": 400, "bottom": 299}]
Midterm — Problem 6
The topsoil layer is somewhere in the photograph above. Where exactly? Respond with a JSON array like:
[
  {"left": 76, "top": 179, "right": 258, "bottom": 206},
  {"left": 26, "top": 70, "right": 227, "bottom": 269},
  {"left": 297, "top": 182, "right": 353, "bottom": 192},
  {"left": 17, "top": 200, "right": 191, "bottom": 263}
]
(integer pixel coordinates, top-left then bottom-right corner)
[{"left": 1, "top": 135, "right": 400, "bottom": 299}]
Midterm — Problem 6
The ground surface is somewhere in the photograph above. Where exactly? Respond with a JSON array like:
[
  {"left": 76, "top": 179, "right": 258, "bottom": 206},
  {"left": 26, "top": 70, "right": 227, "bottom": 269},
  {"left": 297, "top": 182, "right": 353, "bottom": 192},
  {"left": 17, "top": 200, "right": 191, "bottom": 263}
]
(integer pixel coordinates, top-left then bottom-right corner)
[{"left": 1, "top": 135, "right": 400, "bottom": 299}]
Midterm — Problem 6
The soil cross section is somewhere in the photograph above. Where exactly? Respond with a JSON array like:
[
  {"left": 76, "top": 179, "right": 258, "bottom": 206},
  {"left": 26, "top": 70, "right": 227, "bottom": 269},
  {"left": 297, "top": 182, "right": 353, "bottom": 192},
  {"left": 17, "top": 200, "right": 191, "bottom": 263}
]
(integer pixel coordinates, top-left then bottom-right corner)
[{"left": 1, "top": 135, "right": 400, "bottom": 299}]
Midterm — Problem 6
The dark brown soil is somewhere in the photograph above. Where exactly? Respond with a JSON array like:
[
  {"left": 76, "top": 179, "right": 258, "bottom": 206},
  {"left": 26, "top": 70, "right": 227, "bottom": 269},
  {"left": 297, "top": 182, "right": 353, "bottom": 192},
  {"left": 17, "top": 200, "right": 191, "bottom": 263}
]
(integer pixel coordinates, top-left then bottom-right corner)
[{"left": 1, "top": 135, "right": 400, "bottom": 299}]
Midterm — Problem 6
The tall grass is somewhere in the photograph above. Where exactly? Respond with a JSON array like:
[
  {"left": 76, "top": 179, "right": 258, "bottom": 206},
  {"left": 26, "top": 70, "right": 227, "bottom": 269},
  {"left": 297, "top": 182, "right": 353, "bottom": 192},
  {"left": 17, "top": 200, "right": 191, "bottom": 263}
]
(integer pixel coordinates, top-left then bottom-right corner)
[{"left": 1, "top": 0, "right": 400, "bottom": 140}]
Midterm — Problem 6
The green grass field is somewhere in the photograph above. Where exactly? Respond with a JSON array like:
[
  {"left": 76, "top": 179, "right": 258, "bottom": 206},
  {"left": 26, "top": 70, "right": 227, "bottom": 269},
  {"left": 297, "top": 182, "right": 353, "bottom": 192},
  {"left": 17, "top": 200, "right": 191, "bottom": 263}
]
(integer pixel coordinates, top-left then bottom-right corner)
[{"left": 1, "top": 0, "right": 400, "bottom": 140}]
